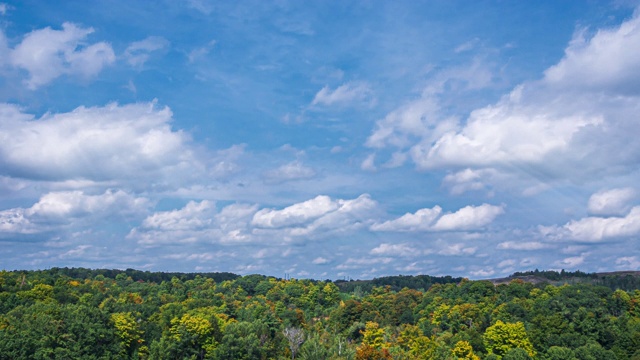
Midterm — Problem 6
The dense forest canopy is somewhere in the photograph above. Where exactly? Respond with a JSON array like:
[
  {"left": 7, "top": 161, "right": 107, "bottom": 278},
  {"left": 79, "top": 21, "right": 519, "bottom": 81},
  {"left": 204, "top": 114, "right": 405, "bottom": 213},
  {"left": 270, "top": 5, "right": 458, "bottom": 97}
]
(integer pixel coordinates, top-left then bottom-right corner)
[{"left": 1, "top": 268, "right": 640, "bottom": 359}]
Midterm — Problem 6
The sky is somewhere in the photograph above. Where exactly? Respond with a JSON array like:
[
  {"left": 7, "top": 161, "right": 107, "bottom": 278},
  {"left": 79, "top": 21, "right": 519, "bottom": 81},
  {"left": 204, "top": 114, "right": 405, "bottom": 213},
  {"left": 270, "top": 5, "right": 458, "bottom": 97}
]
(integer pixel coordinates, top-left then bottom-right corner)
[{"left": 1, "top": 1, "right": 640, "bottom": 280}]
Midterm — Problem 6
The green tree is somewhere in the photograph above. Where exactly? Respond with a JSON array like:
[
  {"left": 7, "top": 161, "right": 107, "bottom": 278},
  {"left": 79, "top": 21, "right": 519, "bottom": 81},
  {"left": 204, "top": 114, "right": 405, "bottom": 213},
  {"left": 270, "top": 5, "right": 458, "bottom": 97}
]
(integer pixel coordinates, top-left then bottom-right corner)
[
  {"left": 503, "top": 348, "right": 533, "bottom": 360},
  {"left": 483, "top": 320, "right": 536, "bottom": 358},
  {"left": 452, "top": 340, "right": 480, "bottom": 360},
  {"left": 546, "top": 346, "right": 577, "bottom": 360},
  {"left": 112, "top": 312, "right": 144, "bottom": 357},
  {"left": 360, "top": 321, "right": 386, "bottom": 349}
]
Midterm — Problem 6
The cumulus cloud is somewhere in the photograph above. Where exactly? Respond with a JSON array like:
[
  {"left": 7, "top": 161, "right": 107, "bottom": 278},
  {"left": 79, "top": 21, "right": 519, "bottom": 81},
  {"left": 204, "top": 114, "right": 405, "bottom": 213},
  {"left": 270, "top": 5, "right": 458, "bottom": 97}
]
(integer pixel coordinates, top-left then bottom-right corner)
[
  {"left": 418, "top": 14, "right": 640, "bottom": 182},
  {"left": 130, "top": 200, "right": 220, "bottom": 245},
  {"left": 9, "top": 22, "right": 114, "bottom": 89},
  {"left": 272, "top": 194, "right": 378, "bottom": 238},
  {"left": 0, "top": 102, "right": 199, "bottom": 184},
  {"left": 432, "top": 204, "right": 504, "bottom": 231},
  {"left": 141, "top": 200, "right": 213, "bottom": 231},
  {"left": 367, "top": 11, "right": 640, "bottom": 193},
  {"left": 442, "top": 168, "right": 498, "bottom": 195},
  {"left": 588, "top": 187, "right": 636, "bottom": 216},
  {"left": 371, "top": 206, "right": 442, "bottom": 232},
  {"left": 372, "top": 203, "right": 503, "bottom": 232},
  {"left": 125, "top": 36, "right": 169, "bottom": 67},
  {"left": 311, "top": 82, "right": 373, "bottom": 107},
  {"left": 252, "top": 195, "right": 338, "bottom": 228},
  {"left": 130, "top": 194, "right": 378, "bottom": 246},
  {"left": 544, "top": 15, "right": 640, "bottom": 94},
  {"left": 365, "top": 59, "right": 493, "bottom": 151},
  {"left": 414, "top": 103, "right": 602, "bottom": 169},
  {"left": 548, "top": 206, "right": 640, "bottom": 242},
  {"left": 0, "top": 189, "right": 149, "bottom": 234}
]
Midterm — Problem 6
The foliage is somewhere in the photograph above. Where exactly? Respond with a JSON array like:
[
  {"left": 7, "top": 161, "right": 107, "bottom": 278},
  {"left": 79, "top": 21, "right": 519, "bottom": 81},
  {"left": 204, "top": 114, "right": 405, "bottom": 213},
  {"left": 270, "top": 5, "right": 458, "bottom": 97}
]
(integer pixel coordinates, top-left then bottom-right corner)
[
  {"left": 0, "top": 268, "right": 639, "bottom": 359},
  {"left": 483, "top": 320, "right": 536, "bottom": 358}
]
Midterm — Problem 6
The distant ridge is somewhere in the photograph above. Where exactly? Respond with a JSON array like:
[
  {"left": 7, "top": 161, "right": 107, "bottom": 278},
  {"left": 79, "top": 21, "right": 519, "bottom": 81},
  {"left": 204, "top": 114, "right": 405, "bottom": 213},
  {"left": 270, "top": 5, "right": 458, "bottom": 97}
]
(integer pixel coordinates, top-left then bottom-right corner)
[
  {"left": 6, "top": 267, "right": 640, "bottom": 292},
  {"left": 486, "top": 270, "right": 640, "bottom": 291}
]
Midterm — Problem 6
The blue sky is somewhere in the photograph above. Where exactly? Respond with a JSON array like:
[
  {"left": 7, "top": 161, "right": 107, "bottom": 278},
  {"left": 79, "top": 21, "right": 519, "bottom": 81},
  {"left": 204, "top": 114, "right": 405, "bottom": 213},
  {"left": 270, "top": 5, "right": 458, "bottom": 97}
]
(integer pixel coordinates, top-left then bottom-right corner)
[{"left": 1, "top": 1, "right": 640, "bottom": 279}]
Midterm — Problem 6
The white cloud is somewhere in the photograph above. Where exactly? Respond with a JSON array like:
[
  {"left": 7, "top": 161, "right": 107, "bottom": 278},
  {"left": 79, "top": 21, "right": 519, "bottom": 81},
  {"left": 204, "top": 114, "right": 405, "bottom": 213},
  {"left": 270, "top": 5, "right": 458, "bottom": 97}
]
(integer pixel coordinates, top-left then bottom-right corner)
[
  {"left": 311, "top": 82, "right": 373, "bottom": 107},
  {"left": 443, "top": 168, "right": 498, "bottom": 195},
  {"left": 558, "top": 206, "right": 640, "bottom": 242},
  {"left": 415, "top": 104, "right": 601, "bottom": 169},
  {"left": 0, "top": 102, "right": 199, "bottom": 183},
  {"left": 588, "top": 187, "right": 636, "bottom": 216},
  {"left": 130, "top": 200, "right": 219, "bottom": 245},
  {"left": 141, "top": 200, "right": 213, "bottom": 231},
  {"left": 215, "top": 203, "right": 258, "bottom": 231},
  {"left": 129, "top": 194, "right": 378, "bottom": 246},
  {"left": 28, "top": 189, "right": 149, "bottom": 219},
  {"left": 125, "top": 36, "right": 169, "bottom": 67},
  {"left": 372, "top": 203, "right": 503, "bottom": 232},
  {"left": 9, "top": 22, "right": 115, "bottom": 89},
  {"left": 369, "top": 243, "right": 417, "bottom": 257},
  {"left": 0, "top": 189, "right": 149, "bottom": 234},
  {"left": 424, "top": 14, "right": 640, "bottom": 181},
  {"left": 544, "top": 15, "right": 640, "bottom": 94},
  {"left": 371, "top": 206, "right": 442, "bottom": 232},
  {"left": 283, "top": 194, "right": 378, "bottom": 238},
  {"left": 432, "top": 203, "right": 504, "bottom": 231},
  {"left": 366, "top": 12, "right": 640, "bottom": 194},
  {"left": 252, "top": 195, "right": 338, "bottom": 228},
  {"left": 365, "top": 58, "right": 493, "bottom": 151},
  {"left": 0, "top": 208, "right": 34, "bottom": 234}
]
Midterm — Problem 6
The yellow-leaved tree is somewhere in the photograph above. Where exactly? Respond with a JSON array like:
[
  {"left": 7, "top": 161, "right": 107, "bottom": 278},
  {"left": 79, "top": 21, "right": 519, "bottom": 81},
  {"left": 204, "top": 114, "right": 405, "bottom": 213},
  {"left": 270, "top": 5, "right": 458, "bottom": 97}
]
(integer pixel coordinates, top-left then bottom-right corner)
[{"left": 483, "top": 320, "right": 536, "bottom": 358}]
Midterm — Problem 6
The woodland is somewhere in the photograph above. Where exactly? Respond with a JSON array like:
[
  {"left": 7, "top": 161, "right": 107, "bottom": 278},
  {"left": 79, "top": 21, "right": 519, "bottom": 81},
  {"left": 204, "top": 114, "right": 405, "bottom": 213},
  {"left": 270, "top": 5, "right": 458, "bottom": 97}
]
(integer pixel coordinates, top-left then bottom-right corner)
[{"left": 0, "top": 268, "right": 639, "bottom": 360}]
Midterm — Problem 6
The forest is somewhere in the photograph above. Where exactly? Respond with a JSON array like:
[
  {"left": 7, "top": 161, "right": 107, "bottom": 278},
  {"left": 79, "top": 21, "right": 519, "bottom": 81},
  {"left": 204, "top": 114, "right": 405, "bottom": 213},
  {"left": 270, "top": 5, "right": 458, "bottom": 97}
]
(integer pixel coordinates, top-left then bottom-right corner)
[{"left": 1, "top": 268, "right": 639, "bottom": 360}]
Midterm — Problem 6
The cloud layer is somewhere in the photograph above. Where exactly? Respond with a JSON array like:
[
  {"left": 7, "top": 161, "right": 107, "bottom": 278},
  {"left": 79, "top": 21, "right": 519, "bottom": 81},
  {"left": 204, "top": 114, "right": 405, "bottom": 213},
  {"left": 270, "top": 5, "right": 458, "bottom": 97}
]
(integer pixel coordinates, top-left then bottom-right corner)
[{"left": 1, "top": 2, "right": 639, "bottom": 278}]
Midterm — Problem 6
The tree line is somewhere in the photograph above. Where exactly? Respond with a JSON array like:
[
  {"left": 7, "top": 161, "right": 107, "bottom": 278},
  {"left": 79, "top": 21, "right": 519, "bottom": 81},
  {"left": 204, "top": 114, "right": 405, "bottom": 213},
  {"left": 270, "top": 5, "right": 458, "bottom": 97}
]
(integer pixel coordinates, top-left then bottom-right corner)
[{"left": 1, "top": 268, "right": 639, "bottom": 359}]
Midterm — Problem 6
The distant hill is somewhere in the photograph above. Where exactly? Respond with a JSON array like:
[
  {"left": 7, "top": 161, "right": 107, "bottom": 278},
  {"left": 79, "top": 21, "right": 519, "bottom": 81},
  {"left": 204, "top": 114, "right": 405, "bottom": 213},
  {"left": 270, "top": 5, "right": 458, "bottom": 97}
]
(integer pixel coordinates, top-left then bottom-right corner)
[
  {"left": 39, "top": 267, "right": 240, "bottom": 284},
  {"left": 334, "top": 274, "right": 464, "bottom": 293},
  {"left": 333, "top": 270, "right": 640, "bottom": 294},
  {"left": 8, "top": 267, "right": 640, "bottom": 293},
  {"left": 487, "top": 269, "right": 640, "bottom": 291}
]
